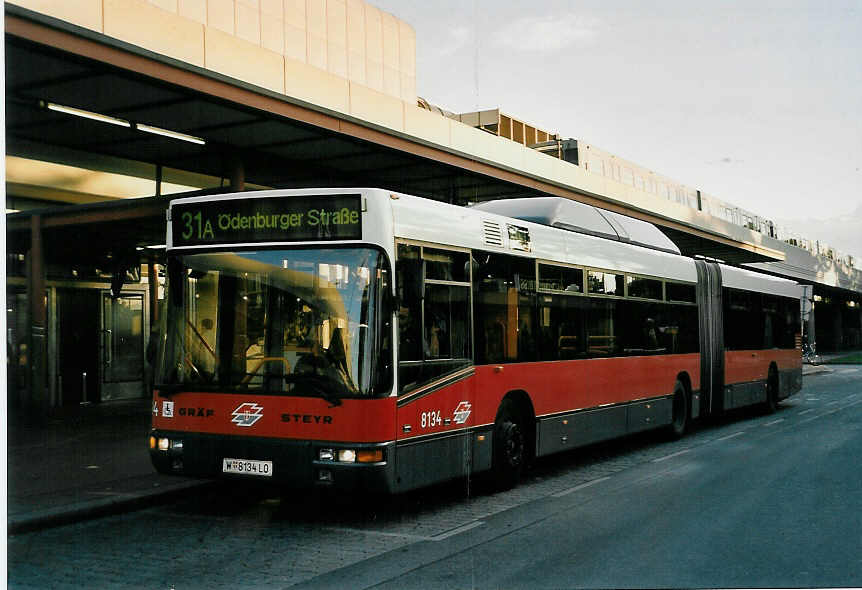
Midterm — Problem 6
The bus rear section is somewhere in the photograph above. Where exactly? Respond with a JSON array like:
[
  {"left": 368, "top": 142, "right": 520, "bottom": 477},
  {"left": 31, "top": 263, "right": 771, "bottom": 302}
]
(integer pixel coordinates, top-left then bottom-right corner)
[{"left": 695, "top": 261, "right": 803, "bottom": 417}]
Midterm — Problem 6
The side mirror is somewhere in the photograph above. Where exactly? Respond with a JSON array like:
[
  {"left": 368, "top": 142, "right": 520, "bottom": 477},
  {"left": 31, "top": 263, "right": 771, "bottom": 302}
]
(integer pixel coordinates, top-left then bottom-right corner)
[
  {"left": 167, "top": 258, "right": 184, "bottom": 304},
  {"left": 110, "top": 270, "right": 125, "bottom": 298}
]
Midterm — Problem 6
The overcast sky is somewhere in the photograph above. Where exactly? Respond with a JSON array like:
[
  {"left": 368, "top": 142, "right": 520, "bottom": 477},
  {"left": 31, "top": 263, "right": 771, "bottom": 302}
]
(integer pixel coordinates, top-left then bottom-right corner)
[{"left": 372, "top": 0, "right": 862, "bottom": 258}]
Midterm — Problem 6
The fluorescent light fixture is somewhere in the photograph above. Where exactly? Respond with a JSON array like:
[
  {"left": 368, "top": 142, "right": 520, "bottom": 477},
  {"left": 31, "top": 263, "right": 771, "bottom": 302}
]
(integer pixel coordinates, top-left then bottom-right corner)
[
  {"left": 41, "top": 101, "right": 205, "bottom": 145},
  {"left": 43, "top": 101, "right": 131, "bottom": 128},
  {"left": 136, "top": 123, "right": 205, "bottom": 145}
]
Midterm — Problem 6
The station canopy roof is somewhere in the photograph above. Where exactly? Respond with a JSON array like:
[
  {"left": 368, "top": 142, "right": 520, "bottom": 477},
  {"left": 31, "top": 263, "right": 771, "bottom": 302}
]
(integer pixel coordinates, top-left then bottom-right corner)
[{"left": 5, "top": 5, "right": 778, "bottom": 267}]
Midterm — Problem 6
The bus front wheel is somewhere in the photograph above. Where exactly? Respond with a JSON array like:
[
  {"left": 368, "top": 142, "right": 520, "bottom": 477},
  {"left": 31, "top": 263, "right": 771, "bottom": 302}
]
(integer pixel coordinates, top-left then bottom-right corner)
[{"left": 491, "top": 399, "right": 526, "bottom": 490}]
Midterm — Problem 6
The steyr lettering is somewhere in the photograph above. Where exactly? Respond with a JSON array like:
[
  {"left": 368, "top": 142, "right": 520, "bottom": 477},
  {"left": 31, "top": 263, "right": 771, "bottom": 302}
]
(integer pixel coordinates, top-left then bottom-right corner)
[{"left": 281, "top": 413, "right": 333, "bottom": 424}]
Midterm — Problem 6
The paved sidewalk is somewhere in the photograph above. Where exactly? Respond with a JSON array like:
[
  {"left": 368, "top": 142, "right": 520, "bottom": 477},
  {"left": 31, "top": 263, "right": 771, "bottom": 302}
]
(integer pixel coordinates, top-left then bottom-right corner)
[
  {"left": 803, "top": 363, "right": 833, "bottom": 376},
  {"left": 802, "top": 349, "right": 862, "bottom": 376},
  {"left": 6, "top": 398, "right": 212, "bottom": 534}
]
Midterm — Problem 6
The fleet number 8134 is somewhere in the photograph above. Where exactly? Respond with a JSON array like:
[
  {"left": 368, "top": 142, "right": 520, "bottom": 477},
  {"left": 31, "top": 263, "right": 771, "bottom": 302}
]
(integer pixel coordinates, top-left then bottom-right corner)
[{"left": 421, "top": 410, "right": 443, "bottom": 429}]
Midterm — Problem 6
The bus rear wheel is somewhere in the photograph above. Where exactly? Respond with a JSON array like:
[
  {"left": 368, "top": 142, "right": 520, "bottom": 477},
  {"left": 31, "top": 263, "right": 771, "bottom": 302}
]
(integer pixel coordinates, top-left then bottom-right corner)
[
  {"left": 491, "top": 399, "right": 526, "bottom": 490},
  {"left": 668, "top": 380, "right": 689, "bottom": 440},
  {"left": 764, "top": 366, "right": 779, "bottom": 414}
]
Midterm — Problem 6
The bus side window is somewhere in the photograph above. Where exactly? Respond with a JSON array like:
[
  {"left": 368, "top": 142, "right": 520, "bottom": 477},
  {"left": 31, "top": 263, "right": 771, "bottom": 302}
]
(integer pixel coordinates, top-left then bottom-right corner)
[
  {"left": 397, "top": 244, "right": 472, "bottom": 394},
  {"left": 724, "top": 288, "right": 763, "bottom": 350},
  {"left": 473, "top": 251, "right": 537, "bottom": 364},
  {"left": 396, "top": 244, "right": 422, "bottom": 364}
]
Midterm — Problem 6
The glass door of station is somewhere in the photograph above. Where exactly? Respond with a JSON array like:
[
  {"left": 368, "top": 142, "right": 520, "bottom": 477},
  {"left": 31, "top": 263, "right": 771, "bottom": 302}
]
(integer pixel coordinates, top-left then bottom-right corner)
[{"left": 101, "top": 292, "right": 145, "bottom": 400}]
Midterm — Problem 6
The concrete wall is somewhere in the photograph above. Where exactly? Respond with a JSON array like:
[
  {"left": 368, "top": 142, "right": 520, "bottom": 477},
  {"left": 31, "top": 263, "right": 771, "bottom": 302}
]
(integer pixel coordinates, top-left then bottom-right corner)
[{"left": 7, "top": 0, "right": 417, "bottom": 104}]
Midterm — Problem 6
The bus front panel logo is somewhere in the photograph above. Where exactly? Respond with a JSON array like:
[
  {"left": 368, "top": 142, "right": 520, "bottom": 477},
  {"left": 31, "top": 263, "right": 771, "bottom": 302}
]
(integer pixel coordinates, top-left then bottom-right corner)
[{"left": 232, "top": 403, "right": 264, "bottom": 427}]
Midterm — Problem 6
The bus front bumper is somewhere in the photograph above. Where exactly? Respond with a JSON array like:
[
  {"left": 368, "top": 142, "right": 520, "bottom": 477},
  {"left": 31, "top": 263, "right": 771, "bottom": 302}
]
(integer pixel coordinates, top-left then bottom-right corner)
[{"left": 149, "top": 430, "right": 396, "bottom": 493}]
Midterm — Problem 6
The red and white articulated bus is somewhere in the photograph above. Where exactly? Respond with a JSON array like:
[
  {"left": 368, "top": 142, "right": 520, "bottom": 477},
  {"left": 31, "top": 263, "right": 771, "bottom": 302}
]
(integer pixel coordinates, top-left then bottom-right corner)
[{"left": 149, "top": 188, "right": 802, "bottom": 492}]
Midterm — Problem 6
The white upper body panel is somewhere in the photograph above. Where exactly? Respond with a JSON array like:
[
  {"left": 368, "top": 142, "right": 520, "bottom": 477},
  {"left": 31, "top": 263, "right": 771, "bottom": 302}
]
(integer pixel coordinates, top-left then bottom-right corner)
[
  {"left": 720, "top": 263, "right": 803, "bottom": 300},
  {"left": 388, "top": 191, "right": 697, "bottom": 283},
  {"left": 166, "top": 188, "right": 804, "bottom": 295}
]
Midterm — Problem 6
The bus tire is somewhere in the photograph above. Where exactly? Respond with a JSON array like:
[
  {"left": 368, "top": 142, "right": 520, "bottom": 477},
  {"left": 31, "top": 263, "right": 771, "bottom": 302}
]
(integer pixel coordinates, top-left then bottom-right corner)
[
  {"left": 764, "top": 365, "right": 779, "bottom": 414},
  {"left": 667, "top": 379, "right": 689, "bottom": 440},
  {"left": 491, "top": 399, "right": 526, "bottom": 490}
]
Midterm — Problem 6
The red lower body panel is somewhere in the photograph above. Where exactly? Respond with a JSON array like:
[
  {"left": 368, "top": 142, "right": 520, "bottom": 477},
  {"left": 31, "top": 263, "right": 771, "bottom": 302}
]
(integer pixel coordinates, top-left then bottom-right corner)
[{"left": 395, "top": 354, "right": 701, "bottom": 439}]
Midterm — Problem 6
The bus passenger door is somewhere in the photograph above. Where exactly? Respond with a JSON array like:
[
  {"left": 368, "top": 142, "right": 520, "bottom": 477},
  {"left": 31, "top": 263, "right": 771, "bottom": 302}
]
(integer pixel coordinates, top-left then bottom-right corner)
[{"left": 394, "top": 243, "right": 475, "bottom": 490}]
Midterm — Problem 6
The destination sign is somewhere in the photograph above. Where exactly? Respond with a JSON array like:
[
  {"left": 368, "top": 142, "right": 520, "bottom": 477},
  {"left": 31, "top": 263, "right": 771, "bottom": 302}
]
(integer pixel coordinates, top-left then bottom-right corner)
[{"left": 171, "top": 194, "right": 362, "bottom": 246}]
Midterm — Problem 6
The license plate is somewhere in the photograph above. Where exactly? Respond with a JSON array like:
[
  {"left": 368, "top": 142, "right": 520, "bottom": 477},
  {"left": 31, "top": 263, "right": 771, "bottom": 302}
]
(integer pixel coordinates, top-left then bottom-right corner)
[{"left": 222, "top": 458, "right": 273, "bottom": 477}]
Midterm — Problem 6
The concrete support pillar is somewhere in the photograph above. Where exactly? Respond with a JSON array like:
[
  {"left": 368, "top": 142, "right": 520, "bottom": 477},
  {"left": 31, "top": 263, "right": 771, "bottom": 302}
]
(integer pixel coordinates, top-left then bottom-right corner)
[
  {"left": 808, "top": 304, "right": 816, "bottom": 349},
  {"left": 833, "top": 308, "right": 843, "bottom": 352},
  {"left": 146, "top": 259, "right": 159, "bottom": 395},
  {"left": 148, "top": 259, "right": 159, "bottom": 327},
  {"left": 27, "top": 215, "right": 48, "bottom": 419},
  {"left": 230, "top": 156, "right": 245, "bottom": 191},
  {"left": 802, "top": 285, "right": 816, "bottom": 350},
  {"left": 155, "top": 164, "right": 163, "bottom": 197}
]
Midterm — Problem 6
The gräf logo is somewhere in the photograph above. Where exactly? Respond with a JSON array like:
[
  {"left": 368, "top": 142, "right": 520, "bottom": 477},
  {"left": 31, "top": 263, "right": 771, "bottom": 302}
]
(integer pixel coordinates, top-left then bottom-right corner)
[
  {"left": 452, "top": 401, "right": 472, "bottom": 425},
  {"left": 179, "top": 407, "right": 215, "bottom": 418},
  {"left": 231, "top": 402, "right": 264, "bottom": 427}
]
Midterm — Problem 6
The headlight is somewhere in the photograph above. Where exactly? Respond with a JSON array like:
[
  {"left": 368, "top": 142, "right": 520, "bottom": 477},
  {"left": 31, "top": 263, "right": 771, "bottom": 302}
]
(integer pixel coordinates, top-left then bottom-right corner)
[
  {"left": 337, "top": 449, "right": 356, "bottom": 463},
  {"left": 318, "top": 447, "right": 384, "bottom": 463},
  {"left": 158, "top": 437, "right": 170, "bottom": 451}
]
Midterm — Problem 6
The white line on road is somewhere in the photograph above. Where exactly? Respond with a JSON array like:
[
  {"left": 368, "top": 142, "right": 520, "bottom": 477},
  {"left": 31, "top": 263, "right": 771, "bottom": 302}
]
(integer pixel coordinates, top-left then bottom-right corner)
[
  {"left": 430, "top": 521, "right": 485, "bottom": 541},
  {"left": 652, "top": 449, "right": 691, "bottom": 463},
  {"left": 799, "top": 409, "right": 841, "bottom": 424},
  {"left": 715, "top": 431, "right": 746, "bottom": 442},
  {"left": 551, "top": 476, "right": 612, "bottom": 498},
  {"left": 799, "top": 409, "right": 815, "bottom": 415},
  {"left": 86, "top": 491, "right": 138, "bottom": 498},
  {"left": 797, "top": 398, "right": 862, "bottom": 424},
  {"left": 764, "top": 419, "right": 785, "bottom": 427},
  {"left": 827, "top": 401, "right": 841, "bottom": 406},
  {"left": 324, "top": 527, "right": 436, "bottom": 542}
]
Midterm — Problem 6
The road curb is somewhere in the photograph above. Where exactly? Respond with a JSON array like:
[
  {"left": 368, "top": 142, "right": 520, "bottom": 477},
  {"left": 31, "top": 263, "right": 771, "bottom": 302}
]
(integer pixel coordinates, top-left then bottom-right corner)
[
  {"left": 803, "top": 364, "right": 834, "bottom": 377},
  {"left": 7, "top": 480, "right": 216, "bottom": 535}
]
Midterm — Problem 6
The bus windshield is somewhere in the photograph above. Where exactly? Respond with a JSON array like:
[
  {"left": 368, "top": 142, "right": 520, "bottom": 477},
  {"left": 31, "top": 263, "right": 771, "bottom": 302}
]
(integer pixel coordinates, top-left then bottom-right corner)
[{"left": 158, "top": 247, "right": 392, "bottom": 401}]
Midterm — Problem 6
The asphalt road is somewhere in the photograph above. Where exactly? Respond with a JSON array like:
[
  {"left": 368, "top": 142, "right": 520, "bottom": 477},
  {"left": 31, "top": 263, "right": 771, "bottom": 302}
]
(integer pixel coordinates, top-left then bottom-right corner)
[{"left": 8, "top": 367, "right": 861, "bottom": 589}]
